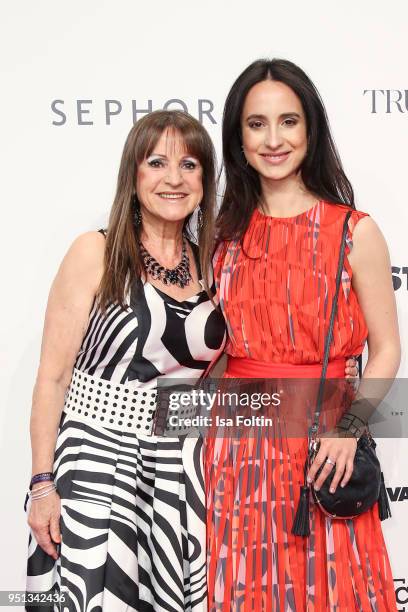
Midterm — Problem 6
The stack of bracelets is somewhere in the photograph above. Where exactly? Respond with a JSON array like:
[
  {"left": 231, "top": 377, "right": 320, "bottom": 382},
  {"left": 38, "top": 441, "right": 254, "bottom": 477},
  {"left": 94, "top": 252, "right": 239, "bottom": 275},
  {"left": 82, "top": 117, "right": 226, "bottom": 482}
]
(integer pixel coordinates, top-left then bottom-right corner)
[
  {"left": 336, "top": 412, "right": 368, "bottom": 438},
  {"left": 336, "top": 399, "right": 372, "bottom": 439},
  {"left": 29, "top": 472, "right": 56, "bottom": 500}
]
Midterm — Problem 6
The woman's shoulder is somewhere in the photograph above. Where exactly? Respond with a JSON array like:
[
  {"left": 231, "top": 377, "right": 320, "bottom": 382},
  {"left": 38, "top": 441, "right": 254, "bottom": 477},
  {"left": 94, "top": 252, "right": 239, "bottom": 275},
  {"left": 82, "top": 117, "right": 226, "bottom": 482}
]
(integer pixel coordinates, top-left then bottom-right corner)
[
  {"left": 322, "top": 202, "right": 386, "bottom": 257},
  {"left": 323, "top": 201, "right": 370, "bottom": 232},
  {"left": 67, "top": 230, "right": 106, "bottom": 261},
  {"left": 59, "top": 231, "right": 105, "bottom": 290}
]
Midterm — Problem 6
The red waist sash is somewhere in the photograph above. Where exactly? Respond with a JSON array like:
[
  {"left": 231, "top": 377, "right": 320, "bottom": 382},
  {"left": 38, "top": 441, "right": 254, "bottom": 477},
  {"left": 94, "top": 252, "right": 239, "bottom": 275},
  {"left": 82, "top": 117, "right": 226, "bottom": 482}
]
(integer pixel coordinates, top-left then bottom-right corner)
[{"left": 225, "top": 356, "right": 347, "bottom": 379}]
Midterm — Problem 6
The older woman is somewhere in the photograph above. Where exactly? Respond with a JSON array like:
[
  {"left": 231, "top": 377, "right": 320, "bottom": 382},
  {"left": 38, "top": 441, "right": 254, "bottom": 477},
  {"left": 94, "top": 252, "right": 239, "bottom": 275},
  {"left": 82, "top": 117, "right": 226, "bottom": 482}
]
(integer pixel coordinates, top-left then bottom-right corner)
[{"left": 25, "top": 110, "right": 226, "bottom": 611}]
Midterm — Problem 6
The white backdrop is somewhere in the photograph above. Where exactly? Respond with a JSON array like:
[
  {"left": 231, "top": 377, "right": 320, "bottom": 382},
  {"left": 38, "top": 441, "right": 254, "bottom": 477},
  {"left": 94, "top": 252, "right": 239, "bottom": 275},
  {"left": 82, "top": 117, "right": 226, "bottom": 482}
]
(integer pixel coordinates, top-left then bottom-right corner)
[{"left": 1, "top": 0, "right": 407, "bottom": 608}]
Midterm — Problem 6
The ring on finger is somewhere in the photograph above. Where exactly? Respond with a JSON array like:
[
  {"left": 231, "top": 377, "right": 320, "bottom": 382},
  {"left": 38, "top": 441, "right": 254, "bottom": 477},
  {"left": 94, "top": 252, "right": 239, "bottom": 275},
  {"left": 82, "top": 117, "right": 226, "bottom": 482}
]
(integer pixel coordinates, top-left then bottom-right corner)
[{"left": 326, "top": 457, "right": 336, "bottom": 466}]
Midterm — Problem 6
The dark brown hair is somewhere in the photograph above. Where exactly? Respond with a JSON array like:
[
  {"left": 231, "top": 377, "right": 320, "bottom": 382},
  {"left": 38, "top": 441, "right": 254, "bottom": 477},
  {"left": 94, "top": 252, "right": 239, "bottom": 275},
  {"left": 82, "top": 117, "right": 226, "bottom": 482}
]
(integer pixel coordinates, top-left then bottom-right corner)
[
  {"left": 97, "top": 110, "right": 217, "bottom": 311},
  {"left": 217, "top": 58, "right": 355, "bottom": 242}
]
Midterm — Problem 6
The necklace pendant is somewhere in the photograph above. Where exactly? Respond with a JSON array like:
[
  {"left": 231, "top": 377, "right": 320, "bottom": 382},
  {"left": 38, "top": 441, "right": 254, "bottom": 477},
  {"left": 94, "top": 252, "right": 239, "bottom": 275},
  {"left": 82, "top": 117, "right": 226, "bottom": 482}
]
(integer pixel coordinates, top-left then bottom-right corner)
[
  {"left": 168, "top": 270, "right": 179, "bottom": 285},
  {"left": 140, "top": 236, "right": 192, "bottom": 289}
]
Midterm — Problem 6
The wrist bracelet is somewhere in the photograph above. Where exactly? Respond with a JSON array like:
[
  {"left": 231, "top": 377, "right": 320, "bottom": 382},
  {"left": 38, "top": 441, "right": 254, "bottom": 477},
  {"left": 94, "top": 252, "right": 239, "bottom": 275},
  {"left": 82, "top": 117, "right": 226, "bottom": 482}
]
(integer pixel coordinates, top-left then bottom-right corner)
[
  {"left": 336, "top": 411, "right": 368, "bottom": 439},
  {"left": 31, "top": 490, "right": 56, "bottom": 501},
  {"left": 31, "top": 487, "right": 56, "bottom": 499},
  {"left": 30, "top": 483, "right": 57, "bottom": 500},
  {"left": 30, "top": 482, "right": 56, "bottom": 494},
  {"left": 30, "top": 472, "right": 54, "bottom": 490}
]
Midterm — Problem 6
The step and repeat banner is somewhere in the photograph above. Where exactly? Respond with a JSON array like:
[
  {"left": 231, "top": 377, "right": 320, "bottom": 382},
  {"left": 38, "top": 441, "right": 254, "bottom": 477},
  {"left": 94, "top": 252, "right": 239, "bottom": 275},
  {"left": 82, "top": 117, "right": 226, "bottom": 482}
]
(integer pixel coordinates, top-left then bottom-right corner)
[{"left": 1, "top": 0, "right": 407, "bottom": 608}]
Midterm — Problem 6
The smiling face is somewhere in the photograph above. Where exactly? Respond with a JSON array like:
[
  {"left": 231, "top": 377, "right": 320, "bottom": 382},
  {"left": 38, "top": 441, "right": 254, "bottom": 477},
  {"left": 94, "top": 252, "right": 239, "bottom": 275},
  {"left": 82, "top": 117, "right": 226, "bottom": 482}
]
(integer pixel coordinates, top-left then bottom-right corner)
[
  {"left": 136, "top": 128, "right": 203, "bottom": 226},
  {"left": 241, "top": 80, "right": 308, "bottom": 184}
]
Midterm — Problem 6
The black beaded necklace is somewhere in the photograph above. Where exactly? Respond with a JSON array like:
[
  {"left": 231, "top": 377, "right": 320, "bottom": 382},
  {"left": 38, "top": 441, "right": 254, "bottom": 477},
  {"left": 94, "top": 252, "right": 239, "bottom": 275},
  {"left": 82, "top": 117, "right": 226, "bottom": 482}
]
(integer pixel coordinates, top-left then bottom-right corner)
[{"left": 140, "top": 237, "right": 192, "bottom": 288}]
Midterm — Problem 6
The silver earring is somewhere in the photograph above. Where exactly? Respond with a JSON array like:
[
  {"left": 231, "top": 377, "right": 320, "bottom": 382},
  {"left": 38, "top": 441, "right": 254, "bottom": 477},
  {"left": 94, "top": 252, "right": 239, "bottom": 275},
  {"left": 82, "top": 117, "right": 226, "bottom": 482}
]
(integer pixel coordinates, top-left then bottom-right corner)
[
  {"left": 197, "top": 205, "right": 203, "bottom": 233},
  {"left": 131, "top": 194, "right": 141, "bottom": 226}
]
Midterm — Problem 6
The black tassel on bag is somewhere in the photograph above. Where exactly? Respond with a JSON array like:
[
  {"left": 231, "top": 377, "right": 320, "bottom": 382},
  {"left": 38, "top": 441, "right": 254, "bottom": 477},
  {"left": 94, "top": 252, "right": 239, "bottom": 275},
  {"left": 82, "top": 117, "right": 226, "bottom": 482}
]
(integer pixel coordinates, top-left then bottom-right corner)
[
  {"left": 378, "top": 472, "right": 391, "bottom": 521},
  {"left": 292, "top": 483, "right": 311, "bottom": 536},
  {"left": 292, "top": 452, "right": 312, "bottom": 537}
]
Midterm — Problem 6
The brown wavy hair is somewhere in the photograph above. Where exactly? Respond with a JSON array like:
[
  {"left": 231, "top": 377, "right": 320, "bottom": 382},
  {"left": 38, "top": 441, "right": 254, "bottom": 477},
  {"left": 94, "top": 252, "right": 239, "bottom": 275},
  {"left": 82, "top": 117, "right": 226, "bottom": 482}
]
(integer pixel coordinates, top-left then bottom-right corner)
[{"left": 97, "top": 110, "right": 217, "bottom": 311}]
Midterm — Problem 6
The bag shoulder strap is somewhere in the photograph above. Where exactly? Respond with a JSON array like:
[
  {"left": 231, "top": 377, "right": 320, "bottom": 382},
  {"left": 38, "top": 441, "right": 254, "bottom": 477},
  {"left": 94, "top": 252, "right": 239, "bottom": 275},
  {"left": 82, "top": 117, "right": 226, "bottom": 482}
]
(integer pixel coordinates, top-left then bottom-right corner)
[{"left": 310, "top": 210, "right": 352, "bottom": 437}]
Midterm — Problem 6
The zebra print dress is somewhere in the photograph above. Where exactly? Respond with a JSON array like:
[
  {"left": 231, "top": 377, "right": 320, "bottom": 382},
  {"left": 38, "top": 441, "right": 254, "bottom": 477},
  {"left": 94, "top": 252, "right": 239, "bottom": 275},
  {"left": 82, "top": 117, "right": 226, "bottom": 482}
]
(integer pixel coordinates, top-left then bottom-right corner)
[{"left": 26, "top": 239, "right": 226, "bottom": 611}]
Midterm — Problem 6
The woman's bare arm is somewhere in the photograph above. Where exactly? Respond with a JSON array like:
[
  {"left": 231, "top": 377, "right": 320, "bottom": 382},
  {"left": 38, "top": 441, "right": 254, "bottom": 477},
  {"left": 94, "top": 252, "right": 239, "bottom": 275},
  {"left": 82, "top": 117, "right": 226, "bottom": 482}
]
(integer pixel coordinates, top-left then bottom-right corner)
[
  {"left": 30, "top": 231, "right": 105, "bottom": 476},
  {"left": 28, "top": 231, "right": 105, "bottom": 559},
  {"left": 308, "top": 216, "right": 401, "bottom": 492},
  {"left": 350, "top": 217, "right": 401, "bottom": 373}
]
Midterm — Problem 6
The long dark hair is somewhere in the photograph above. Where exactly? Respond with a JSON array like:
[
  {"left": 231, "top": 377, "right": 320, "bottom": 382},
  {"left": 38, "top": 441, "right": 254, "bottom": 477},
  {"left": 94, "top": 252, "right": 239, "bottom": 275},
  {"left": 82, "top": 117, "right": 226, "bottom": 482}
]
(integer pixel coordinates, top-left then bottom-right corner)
[
  {"left": 98, "top": 110, "right": 217, "bottom": 311},
  {"left": 217, "top": 58, "right": 355, "bottom": 241}
]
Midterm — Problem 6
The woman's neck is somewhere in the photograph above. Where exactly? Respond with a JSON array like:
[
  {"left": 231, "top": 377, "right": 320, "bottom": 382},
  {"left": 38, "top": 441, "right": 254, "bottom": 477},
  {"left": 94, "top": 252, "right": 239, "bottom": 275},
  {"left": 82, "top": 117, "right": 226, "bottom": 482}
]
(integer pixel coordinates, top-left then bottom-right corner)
[
  {"left": 140, "top": 218, "right": 185, "bottom": 267},
  {"left": 259, "top": 174, "right": 317, "bottom": 217}
]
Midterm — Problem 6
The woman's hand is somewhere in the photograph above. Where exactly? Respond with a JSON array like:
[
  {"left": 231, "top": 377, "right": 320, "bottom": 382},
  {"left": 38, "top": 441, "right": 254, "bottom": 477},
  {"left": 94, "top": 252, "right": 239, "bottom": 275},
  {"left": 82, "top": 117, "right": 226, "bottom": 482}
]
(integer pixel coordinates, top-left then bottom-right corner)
[
  {"left": 306, "top": 432, "right": 357, "bottom": 493},
  {"left": 27, "top": 486, "right": 61, "bottom": 561},
  {"left": 345, "top": 357, "right": 358, "bottom": 379}
]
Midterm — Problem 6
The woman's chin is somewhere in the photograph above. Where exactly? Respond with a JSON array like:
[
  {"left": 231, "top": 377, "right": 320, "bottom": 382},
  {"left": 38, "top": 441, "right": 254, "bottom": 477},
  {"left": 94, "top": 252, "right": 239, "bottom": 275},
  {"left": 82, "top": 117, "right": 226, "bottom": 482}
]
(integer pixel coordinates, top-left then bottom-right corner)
[
  {"left": 144, "top": 207, "right": 195, "bottom": 225},
  {"left": 258, "top": 168, "right": 295, "bottom": 182}
]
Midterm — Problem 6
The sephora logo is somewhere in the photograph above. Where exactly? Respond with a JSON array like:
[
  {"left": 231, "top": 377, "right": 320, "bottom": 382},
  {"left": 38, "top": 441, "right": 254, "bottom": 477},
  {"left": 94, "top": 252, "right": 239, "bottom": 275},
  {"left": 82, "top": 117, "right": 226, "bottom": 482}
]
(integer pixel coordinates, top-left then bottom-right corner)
[
  {"left": 50, "top": 99, "right": 217, "bottom": 126},
  {"left": 363, "top": 89, "right": 408, "bottom": 113}
]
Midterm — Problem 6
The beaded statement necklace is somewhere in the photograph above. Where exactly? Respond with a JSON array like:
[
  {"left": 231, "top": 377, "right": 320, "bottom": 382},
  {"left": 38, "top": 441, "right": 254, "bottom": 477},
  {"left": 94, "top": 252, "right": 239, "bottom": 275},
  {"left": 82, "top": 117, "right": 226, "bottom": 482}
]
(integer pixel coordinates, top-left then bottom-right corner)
[{"left": 140, "top": 237, "right": 192, "bottom": 289}]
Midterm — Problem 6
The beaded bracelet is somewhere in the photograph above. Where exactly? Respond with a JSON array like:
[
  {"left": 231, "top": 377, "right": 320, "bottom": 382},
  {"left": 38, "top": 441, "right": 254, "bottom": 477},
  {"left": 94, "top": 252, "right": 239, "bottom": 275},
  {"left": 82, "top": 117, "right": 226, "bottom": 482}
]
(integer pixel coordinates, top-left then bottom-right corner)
[{"left": 30, "top": 472, "right": 54, "bottom": 490}]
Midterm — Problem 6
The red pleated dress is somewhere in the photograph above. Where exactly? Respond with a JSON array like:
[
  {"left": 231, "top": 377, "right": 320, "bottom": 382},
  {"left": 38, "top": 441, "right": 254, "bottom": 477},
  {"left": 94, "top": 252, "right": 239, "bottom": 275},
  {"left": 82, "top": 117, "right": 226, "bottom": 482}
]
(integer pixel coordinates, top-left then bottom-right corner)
[{"left": 205, "top": 201, "right": 397, "bottom": 611}]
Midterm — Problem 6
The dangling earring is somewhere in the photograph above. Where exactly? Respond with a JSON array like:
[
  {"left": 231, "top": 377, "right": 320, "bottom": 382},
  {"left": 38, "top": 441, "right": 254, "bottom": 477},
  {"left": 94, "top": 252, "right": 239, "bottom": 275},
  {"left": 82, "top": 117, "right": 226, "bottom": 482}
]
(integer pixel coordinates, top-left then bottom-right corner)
[
  {"left": 197, "top": 205, "right": 203, "bottom": 233},
  {"left": 131, "top": 194, "right": 141, "bottom": 227}
]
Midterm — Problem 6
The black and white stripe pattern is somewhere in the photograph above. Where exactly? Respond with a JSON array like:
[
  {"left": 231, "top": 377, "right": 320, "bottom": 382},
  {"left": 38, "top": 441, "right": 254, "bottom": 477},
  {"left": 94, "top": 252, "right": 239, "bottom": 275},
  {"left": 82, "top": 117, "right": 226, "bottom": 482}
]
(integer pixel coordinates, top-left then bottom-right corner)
[
  {"left": 75, "top": 280, "right": 224, "bottom": 386},
  {"left": 26, "top": 253, "right": 225, "bottom": 611}
]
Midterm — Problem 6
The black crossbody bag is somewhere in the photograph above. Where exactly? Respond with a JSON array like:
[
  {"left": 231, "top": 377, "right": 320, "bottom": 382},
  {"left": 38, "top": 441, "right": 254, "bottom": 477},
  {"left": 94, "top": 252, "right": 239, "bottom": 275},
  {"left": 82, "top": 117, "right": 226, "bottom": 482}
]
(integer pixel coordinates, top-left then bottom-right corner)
[{"left": 292, "top": 211, "right": 391, "bottom": 536}]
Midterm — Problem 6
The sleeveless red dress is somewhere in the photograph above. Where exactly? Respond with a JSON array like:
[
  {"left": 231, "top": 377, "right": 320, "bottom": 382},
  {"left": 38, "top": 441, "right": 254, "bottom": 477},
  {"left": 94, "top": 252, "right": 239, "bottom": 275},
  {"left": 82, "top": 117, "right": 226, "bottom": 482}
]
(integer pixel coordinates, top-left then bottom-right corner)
[{"left": 205, "top": 201, "right": 397, "bottom": 611}]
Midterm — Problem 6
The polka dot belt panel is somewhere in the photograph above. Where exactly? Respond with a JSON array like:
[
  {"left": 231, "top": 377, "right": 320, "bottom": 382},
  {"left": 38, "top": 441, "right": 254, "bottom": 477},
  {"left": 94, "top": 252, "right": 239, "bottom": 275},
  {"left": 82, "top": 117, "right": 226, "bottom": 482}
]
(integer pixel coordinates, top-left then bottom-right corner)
[{"left": 63, "top": 368, "right": 157, "bottom": 434}]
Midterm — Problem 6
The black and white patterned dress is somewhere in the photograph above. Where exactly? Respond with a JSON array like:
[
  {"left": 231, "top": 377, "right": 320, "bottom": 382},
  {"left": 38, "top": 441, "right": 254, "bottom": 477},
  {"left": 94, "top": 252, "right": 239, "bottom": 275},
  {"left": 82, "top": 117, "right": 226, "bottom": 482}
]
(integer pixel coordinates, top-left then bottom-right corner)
[{"left": 26, "top": 238, "right": 226, "bottom": 611}]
